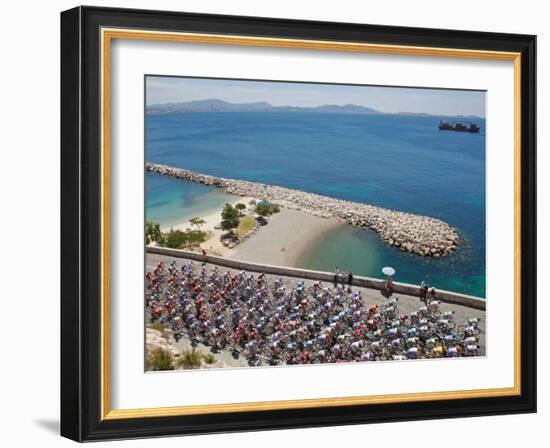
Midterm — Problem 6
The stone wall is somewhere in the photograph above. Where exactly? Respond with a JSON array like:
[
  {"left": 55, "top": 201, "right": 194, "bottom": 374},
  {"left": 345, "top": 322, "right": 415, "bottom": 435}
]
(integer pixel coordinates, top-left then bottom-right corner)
[
  {"left": 146, "top": 163, "right": 459, "bottom": 257},
  {"left": 146, "top": 246, "right": 485, "bottom": 310}
]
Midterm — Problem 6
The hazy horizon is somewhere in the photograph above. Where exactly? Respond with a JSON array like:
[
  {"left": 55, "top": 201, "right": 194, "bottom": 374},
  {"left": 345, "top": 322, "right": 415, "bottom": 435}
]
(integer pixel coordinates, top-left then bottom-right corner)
[{"left": 146, "top": 76, "right": 486, "bottom": 118}]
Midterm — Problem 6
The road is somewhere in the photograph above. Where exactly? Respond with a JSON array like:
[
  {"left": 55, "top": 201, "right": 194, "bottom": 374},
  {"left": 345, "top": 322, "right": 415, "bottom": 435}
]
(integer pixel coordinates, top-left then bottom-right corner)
[{"left": 146, "top": 252, "right": 486, "bottom": 356}]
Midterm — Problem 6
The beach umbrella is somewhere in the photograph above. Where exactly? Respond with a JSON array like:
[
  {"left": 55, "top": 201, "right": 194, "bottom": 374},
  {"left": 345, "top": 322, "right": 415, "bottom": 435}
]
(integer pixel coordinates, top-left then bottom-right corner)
[{"left": 382, "top": 266, "right": 396, "bottom": 276}]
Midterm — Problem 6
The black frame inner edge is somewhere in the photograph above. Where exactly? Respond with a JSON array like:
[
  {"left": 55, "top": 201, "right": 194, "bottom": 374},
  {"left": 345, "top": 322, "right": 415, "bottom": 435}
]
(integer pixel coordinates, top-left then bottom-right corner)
[{"left": 60, "top": 5, "right": 536, "bottom": 442}]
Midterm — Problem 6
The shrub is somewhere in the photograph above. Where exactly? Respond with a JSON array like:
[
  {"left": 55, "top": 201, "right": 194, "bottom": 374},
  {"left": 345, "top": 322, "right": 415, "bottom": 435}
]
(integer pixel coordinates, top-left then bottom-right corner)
[
  {"left": 146, "top": 221, "right": 164, "bottom": 245},
  {"left": 177, "top": 348, "right": 203, "bottom": 369},
  {"left": 149, "top": 322, "right": 165, "bottom": 333},
  {"left": 164, "top": 228, "right": 207, "bottom": 249},
  {"left": 185, "top": 230, "right": 208, "bottom": 246},
  {"left": 164, "top": 228, "right": 188, "bottom": 249},
  {"left": 149, "top": 349, "right": 174, "bottom": 371},
  {"left": 235, "top": 203, "right": 246, "bottom": 211},
  {"left": 256, "top": 203, "right": 280, "bottom": 216},
  {"left": 221, "top": 203, "right": 240, "bottom": 230},
  {"left": 202, "top": 353, "right": 216, "bottom": 364},
  {"left": 255, "top": 203, "right": 271, "bottom": 216},
  {"left": 148, "top": 322, "right": 169, "bottom": 339}
]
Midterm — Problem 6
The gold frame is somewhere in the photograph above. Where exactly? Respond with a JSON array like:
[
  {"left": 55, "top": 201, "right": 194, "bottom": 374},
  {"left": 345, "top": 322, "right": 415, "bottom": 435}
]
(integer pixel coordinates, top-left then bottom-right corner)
[{"left": 100, "top": 28, "right": 522, "bottom": 421}]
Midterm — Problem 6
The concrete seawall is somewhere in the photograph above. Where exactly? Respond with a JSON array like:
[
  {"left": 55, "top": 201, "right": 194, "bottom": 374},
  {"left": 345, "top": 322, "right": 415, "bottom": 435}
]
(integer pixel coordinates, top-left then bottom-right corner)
[
  {"left": 146, "top": 246, "right": 485, "bottom": 311},
  {"left": 146, "top": 162, "right": 460, "bottom": 258}
]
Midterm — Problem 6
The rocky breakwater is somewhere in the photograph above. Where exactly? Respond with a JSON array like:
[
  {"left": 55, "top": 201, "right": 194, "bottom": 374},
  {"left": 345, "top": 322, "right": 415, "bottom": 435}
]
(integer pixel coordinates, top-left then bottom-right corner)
[{"left": 146, "top": 163, "right": 459, "bottom": 257}]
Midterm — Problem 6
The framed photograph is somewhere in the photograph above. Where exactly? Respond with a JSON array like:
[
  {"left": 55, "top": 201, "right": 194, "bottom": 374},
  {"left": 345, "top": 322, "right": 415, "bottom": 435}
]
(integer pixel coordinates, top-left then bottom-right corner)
[{"left": 60, "top": 6, "right": 536, "bottom": 441}]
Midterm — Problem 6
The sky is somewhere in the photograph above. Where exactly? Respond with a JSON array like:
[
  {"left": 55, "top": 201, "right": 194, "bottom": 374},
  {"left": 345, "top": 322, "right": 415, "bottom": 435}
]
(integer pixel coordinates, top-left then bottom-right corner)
[{"left": 146, "top": 76, "right": 486, "bottom": 117}]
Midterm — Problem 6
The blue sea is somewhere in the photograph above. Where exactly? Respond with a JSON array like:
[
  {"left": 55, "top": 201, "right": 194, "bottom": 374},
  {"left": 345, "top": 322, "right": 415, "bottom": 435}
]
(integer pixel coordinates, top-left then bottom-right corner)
[{"left": 146, "top": 112, "right": 486, "bottom": 297}]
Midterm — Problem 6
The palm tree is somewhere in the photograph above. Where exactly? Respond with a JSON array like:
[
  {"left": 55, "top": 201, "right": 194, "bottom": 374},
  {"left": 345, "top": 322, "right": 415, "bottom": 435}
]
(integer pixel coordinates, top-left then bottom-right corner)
[{"left": 189, "top": 217, "right": 206, "bottom": 232}]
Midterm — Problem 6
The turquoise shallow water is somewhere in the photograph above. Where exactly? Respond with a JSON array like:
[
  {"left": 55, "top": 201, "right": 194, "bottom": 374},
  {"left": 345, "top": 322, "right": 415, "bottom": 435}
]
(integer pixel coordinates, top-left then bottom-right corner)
[
  {"left": 297, "top": 225, "right": 485, "bottom": 298},
  {"left": 146, "top": 111, "right": 486, "bottom": 297},
  {"left": 146, "top": 172, "right": 234, "bottom": 228}
]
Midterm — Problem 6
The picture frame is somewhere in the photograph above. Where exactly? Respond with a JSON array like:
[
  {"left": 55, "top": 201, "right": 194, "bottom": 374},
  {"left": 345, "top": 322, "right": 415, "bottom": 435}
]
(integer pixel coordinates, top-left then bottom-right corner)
[{"left": 60, "top": 5, "right": 536, "bottom": 441}]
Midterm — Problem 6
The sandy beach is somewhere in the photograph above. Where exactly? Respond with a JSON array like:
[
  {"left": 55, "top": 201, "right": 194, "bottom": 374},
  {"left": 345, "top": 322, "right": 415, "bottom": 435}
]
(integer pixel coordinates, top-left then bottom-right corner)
[
  {"left": 160, "top": 195, "right": 253, "bottom": 234},
  {"left": 148, "top": 163, "right": 460, "bottom": 258},
  {"left": 159, "top": 195, "right": 340, "bottom": 265},
  {"left": 229, "top": 207, "right": 341, "bottom": 267},
  {"left": 161, "top": 195, "right": 256, "bottom": 257}
]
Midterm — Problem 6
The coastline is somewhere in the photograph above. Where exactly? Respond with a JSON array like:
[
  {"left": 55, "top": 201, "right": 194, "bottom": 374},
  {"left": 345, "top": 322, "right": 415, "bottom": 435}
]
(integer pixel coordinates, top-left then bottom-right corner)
[
  {"left": 155, "top": 185, "right": 340, "bottom": 266},
  {"left": 146, "top": 162, "right": 460, "bottom": 257},
  {"left": 229, "top": 207, "right": 341, "bottom": 267},
  {"left": 159, "top": 195, "right": 250, "bottom": 234},
  {"left": 146, "top": 172, "right": 484, "bottom": 296},
  {"left": 161, "top": 195, "right": 256, "bottom": 257},
  {"left": 291, "top": 220, "right": 342, "bottom": 269}
]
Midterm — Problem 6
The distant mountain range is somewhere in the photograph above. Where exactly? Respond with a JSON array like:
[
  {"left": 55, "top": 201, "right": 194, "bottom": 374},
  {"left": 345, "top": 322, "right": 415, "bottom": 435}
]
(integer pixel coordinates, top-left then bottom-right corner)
[
  {"left": 147, "top": 99, "right": 381, "bottom": 115},
  {"left": 146, "top": 98, "right": 482, "bottom": 119}
]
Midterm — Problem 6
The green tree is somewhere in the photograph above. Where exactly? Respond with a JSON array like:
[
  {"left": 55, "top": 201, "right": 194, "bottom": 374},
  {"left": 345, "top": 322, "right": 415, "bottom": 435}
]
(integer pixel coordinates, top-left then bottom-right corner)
[
  {"left": 221, "top": 203, "right": 240, "bottom": 230},
  {"left": 165, "top": 228, "right": 187, "bottom": 249},
  {"left": 189, "top": 217, "right": 206, "bottom": 231},
  {"left": 146, "top": 221, "right": 164, "bottom": 245},
  {"left": 164, "top": 228, "right": 207, "bottom": 249},
  {"left": 186, "top": 229, "right": 207, "bottom": 246},
  {"left": 235, "top": 203, "right": 246, "bottom": 211}
]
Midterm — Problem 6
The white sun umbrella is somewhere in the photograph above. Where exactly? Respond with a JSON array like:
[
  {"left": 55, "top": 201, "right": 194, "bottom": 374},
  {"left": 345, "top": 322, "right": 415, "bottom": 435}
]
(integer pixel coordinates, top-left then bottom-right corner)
[{"left": 382, "top": 266, "right": 395, "bottom": 277}]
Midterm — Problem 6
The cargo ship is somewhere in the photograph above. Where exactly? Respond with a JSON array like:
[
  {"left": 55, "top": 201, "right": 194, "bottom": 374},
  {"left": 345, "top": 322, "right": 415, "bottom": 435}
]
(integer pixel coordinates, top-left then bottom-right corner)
[{"left": 438, "top": 120, "right": 480, "bottom": 133}]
